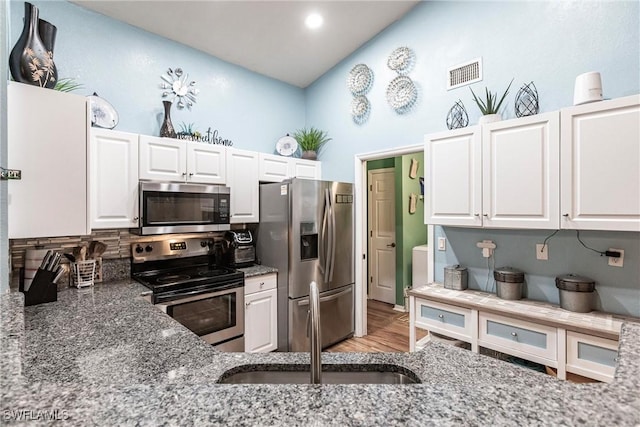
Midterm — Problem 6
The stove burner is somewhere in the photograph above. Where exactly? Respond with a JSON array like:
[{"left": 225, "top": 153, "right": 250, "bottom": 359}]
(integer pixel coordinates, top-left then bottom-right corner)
[
  {"left": 198, "top": 269, "right": 228, "bottom": 278},
  {"left": 156, "top": 274, "right": 191, "bottom": 284}
]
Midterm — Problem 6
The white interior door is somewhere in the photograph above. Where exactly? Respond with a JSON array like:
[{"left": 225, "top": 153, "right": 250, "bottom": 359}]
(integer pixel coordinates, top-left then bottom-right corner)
[{"left": 368, "top": 168, "right": 396, "bottom": 304}]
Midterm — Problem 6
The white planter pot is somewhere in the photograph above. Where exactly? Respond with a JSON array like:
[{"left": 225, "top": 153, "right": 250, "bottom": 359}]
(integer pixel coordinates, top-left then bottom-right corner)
[{"left": 478, "top": 114, "right": 502, "bottom": 125}]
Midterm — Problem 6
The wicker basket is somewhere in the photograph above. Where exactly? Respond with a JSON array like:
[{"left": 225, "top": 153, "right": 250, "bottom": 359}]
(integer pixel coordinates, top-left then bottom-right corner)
[{"left": 70, "top": 260, "right": 96, "bottom": 288}]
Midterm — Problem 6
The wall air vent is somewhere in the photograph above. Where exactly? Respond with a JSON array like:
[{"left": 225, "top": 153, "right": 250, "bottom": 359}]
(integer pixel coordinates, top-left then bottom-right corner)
[{"left": 447, "top": 58, "right": 482, "bottom": 90}]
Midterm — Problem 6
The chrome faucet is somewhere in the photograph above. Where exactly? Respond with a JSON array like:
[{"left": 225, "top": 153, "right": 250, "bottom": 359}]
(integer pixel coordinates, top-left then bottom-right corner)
[{"left": 309, "top": 281, "right": 322, "bottom": 384}]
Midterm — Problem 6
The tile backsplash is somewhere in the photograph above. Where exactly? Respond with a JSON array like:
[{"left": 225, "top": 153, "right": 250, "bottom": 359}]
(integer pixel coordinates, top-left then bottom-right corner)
[{"left": 9, "top": 229, "right": 232, "bottom": 287}]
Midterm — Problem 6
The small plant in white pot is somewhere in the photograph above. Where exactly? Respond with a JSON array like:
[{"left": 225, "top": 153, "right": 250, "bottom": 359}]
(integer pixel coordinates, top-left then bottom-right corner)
[
  {"left": 293, "top": 127, "right": 332, "bottom": 160},
  {"left": 470, "top": 79, "right": 513, "bottom": 124}
]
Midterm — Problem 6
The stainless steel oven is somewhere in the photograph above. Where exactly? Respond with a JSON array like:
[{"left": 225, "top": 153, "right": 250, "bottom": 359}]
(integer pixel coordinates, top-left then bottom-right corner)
[
  {"left": 132, "top": 237, "right": 245, "bottom": 351},
  {"left": 134, "top": 182, "right": 230, "bottom": 235},
  {"left": 155, "top": 284, "right": 245, "bottom": 351}
]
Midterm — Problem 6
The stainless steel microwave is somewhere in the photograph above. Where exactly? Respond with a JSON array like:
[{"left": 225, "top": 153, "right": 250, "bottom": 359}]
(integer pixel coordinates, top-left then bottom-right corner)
[{"left": 133, "top": 182, "right": 230, "bottom": 235}]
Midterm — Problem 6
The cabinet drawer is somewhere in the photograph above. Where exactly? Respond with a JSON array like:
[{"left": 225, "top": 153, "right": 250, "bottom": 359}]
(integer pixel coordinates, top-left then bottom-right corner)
[
  {"left": 566, "top": 331, "right": 618, "bottom": 382},
  {"left": 479, "top": 312, "right": 557, "bottom": 362},
  {"left": 245, "top": 273, "right": 277, "bottom": 295},
  {"left": 414, "top": 299, "right": 472, "bottom": 341}
]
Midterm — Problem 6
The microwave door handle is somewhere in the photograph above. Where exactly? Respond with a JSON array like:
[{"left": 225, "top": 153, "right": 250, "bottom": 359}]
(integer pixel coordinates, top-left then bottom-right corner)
[{"left": 324, "top": 188, "right": 332, "bottom": 283}]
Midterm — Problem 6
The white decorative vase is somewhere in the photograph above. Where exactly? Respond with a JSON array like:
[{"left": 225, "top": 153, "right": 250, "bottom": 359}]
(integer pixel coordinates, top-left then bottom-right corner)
[{"left": 478, "top": 113, "right": 502, "bottom": 125}]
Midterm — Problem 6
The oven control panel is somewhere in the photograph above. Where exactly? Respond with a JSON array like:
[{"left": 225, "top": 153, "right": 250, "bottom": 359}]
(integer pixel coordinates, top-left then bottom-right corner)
[
  {"left": 132, "top": 238, "right": 217, "bottom": 263},
  {"left": 169, "top": 242, "right": 187, "bottom": 251}
]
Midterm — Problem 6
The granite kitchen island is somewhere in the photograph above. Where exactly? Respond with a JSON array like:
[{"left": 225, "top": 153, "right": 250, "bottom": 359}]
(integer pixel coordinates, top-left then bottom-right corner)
[{"left": 1, "top": 281, "right": 639, "bottom": 426}]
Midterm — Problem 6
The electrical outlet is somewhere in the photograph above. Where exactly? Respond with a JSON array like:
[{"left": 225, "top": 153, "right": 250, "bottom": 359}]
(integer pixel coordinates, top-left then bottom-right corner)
[
  {"left": 437, "top": 237, "right": 446, "bottom": 251},
  {"left": 476, "top": 240, "right": 496, "bottom": 258},
  {"left": 608, "top": 248, "right": 624, "bottom": 267},
  {"left": 536, "top": 244, "right": 549, "bottom": 261}
]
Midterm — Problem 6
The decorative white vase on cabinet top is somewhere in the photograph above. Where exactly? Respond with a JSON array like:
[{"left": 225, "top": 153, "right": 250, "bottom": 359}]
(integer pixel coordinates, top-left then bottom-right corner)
[{"left": 478, "top": 113, "right": 502, "bottom": 125}]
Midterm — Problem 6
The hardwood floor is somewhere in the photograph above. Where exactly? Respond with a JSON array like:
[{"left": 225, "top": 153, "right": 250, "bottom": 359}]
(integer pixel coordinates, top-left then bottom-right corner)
[{"left": 326, "top": 299, "right": 427, "bottom": 353}]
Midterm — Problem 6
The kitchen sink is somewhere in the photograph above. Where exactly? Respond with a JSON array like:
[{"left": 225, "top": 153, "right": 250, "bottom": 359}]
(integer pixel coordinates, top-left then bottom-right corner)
[{"left": 218, "top": 364, "right": 420, "bottom": 384}]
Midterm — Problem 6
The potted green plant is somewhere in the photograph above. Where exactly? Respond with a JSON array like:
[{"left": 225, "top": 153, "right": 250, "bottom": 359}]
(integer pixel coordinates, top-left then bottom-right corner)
[
  {"left": 470, "top": 79, "right": 513, "bottom": 124},
  {"left": 293, "top": 127, "right": 332, "bottom": 160}
]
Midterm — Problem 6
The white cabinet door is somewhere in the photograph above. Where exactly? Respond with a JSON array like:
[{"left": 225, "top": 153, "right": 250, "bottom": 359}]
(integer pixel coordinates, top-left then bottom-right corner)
[
  {"left": 90, "top": 129, "right": 139, "bottom": 229},
  {"left": 561, "top": 95, "right": 640, "bottom": 231},
  {"left": 425, "top": 126, "right": 482, "bottom": 227},
  {"left": 259, "top": 153, "right": 290, "bottom": 182},
  {"left": 244, "top": 287, "right": 278, "bottom": 353},
  {"left": 187, "top": 144, "right": 226, "bottom": 184},
  {"left": 291, "top": 158, "right": 322, "bottom": 180},
  {"left": 482, "top": 112, "right": 560, "bottom": 229},
  {"left": 7, "top": 82, "right": 89, "bottom": 238},
  {"left": 226, "top": 148, "right": 259, "bottom": 223},
  {"left": 139, "top": 135, "right": 186, "bottom": 182}
]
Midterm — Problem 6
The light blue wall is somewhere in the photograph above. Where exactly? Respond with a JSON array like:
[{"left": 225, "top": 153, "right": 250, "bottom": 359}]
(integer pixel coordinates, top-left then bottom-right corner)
[
  {"left": 304, "top": 0, "right": 640, "bottom": 317},
  {"left": 306, "top": 0, "right": 640, "bottom": 183},
  {"left": 434, "top": 228, "right": 640, "bottom": 317},
  {"left": 9, "top": 0, "right": 306, "bottom": 153}
]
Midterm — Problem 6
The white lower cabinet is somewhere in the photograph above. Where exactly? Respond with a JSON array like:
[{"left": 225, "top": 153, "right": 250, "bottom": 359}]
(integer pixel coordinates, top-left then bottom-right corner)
[
  {"left": 90, "top": 129, "right": 139, "bottom": 229},
  {"left": 566, "top": 331, "right": 618, "bottom": 382},
  {"left": 244, "top": 274, "right": 278, "bottom": 353},
  {"left": 409, "top": 292, "right": 620, "bottom": 382},
  {"left": 414, "top": 299, "right": 473, "bottom": 343},
  {"left": 478, "top": 312, "right": 557, "bottom": 365}
]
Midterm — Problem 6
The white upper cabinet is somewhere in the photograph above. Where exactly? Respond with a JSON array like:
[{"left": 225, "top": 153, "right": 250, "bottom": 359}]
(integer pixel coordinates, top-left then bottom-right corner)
[
  {"left": 259, "top": 153, "right": 291, "bottom": 182},
  {"left": 90, "top": 129, "right": 139, "bottom": 229},
  {"left": 290, "top": 158, "right": 322, "bottom": 180},
  {"left": 187, "top": 143, "right": 226, "bottom": 184},
  {"left": 259, "top": 154, "right": 322, "bottom": 182},
  {"left": 226, "top": 148, "right": 259, "bottom": 223},
  {"left": 7, "top": 82, "right": 89, "bottom": 238},
  {"left": 139, "top": 135, "right": 185, "bottom": 181},
  {"left": 425, "top": 126, "right": 482, "bottom": 227},
  {"left": 560, "top": 95, "right": 640, "bottom": 231},
  {"left": 139, "top": 135, "right": 226, "bottom": 184},
  {"left": 482, "top": 112, "right": 560, "bottom": 229}
]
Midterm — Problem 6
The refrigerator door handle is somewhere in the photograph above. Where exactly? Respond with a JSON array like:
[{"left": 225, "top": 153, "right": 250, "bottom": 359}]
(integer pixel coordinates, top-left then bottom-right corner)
[
  {"left": 318, "top": 193, "right": 327, "bottom": 278},
  {"left": 297, "top": 286, "right": 352, "bottom": 306},
  {"left": 323, "top": 188, "right": 332, "bottom": 282},
  {"left": 328, "top": 188, "right": 336, "bottom": 282}
]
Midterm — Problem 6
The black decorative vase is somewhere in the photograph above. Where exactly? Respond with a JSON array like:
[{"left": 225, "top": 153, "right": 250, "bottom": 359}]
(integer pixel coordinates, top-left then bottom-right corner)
[
  {"left": 9, "top": 2, "right": 57, "bottom": 88},
  {"left": 160, "top": 101, "right": 177, "bottom": 138},
  {"left": 38, "top": 18, "right": 57, "bottom": 54}
]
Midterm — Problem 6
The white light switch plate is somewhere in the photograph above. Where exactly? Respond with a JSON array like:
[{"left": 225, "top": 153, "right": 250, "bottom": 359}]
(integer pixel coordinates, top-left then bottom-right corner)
[{"left": 437, "top": 237, "right": 446, "bottom": 251}]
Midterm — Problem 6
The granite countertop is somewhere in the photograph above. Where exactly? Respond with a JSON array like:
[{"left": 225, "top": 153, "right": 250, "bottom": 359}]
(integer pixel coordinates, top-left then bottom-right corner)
[
  {"left": 1, "top": 280, "right": 639, "bottom": 426},
  {"left": 236, "top": 264, "right": 278, "bottom": 278}
]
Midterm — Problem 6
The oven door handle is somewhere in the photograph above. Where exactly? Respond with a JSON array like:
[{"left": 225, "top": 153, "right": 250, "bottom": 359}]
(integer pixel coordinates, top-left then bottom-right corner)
[{"left": 155, "top": 281, "right": 243, "bottom": 306}]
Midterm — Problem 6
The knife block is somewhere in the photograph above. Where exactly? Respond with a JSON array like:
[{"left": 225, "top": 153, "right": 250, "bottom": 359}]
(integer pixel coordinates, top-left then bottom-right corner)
[{"left": 20, "top": 268, "right": 57, "bottom": 306}]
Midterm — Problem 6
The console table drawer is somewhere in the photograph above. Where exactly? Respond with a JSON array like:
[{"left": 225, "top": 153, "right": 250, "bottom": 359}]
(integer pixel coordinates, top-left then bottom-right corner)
[
  {"left": 566, "top": 331, "right": 618, "bottom": 382},
  {"left": 414, "top": 299, "right": 473, "bottom": 341},
  {"left": 479, "top": 312, "right": 557, "bottom": 362}
]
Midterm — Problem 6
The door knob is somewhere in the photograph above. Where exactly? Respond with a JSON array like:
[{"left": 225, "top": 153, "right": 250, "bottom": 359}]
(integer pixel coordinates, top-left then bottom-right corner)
[{"left": 386, "top": 243, "right": 396, "bottom": 248}]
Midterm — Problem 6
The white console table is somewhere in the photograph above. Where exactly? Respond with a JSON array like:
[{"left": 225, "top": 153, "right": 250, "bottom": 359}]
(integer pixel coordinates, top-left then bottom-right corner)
[{"left": 409, "top": 284, "right": 635, "bottom": 382}]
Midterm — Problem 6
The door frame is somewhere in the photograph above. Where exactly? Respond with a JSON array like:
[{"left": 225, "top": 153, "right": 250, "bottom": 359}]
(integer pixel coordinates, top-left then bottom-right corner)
[
  {"left": 354, "top": 144, "right": 435, "bottom": 337},
  {"left": 367, "top": 167, "right": 396, "bottom": 305}
]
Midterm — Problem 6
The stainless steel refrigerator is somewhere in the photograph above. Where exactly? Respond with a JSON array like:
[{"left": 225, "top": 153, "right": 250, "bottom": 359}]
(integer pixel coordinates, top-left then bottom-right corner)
[{"left": 257, "top": 179, "right": 354, "bottom": 351}]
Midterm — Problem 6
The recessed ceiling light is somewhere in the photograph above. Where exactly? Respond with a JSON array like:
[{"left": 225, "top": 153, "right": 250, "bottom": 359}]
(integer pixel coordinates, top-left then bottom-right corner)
[{"left": 305, "top": 13, "right": 323, "bottom": 30}]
